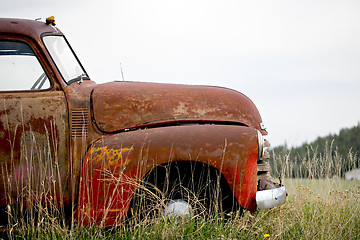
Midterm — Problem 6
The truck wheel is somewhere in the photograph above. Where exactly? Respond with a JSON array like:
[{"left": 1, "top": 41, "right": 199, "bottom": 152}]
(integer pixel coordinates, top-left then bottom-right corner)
[{"left": 126, "top": 161, "right": 239, "bottom": 223}]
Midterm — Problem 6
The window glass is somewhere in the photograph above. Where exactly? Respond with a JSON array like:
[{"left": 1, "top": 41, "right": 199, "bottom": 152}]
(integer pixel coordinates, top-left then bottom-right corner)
[
  {"left": 0, "top": 41, "right": 50, "bottom": 91},
  {"left": 43, "top": 35, "right": 87, "bottom": 84}
]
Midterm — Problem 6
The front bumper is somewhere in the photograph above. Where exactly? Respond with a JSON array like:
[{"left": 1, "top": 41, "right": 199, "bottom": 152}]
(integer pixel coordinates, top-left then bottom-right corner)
[
  {"left": 256, "top": 134, "right": 286, "bottom": 209},
  {"left": 256, "top": 186, "right": 287, "bottom": 209}
]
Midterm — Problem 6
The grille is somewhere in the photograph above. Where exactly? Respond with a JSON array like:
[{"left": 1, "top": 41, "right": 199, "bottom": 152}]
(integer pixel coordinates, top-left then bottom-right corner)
[
  {"left": 71, "top": 108, "right": 89, "bottom": 137},
  {"left": 257, "top": 159, "right": 271, "bottom": 179},
  {"left": 257, "top": 139, "right": 271, "bottom": 180}
]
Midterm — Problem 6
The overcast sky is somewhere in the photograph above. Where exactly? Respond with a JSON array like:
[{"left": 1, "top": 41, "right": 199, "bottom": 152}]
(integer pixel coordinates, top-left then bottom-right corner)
[{"left": 2, "top": 0, "right": 360, "bottom": 147}]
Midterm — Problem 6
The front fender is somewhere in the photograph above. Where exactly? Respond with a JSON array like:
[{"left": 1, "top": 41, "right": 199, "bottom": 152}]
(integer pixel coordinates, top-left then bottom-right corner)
[{"left": 75, "top": 125, "right": 259, "bottom": 226}]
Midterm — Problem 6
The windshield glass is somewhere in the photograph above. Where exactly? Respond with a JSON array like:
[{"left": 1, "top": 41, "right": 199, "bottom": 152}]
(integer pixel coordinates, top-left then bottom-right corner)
[{"left": 43, "top": 35, "right": 88, "bottom": 84}]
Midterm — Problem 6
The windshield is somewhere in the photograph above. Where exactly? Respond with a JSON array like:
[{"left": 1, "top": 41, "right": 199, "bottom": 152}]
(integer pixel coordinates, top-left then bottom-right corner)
[{"left": 43, "top": 35, "right": 88, "bottom": 84}]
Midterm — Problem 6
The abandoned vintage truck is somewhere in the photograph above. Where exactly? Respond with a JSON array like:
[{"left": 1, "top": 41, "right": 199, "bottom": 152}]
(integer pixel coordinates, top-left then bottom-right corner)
[{"left": 0, "top": 17, "right": 286, "bottom": 227}]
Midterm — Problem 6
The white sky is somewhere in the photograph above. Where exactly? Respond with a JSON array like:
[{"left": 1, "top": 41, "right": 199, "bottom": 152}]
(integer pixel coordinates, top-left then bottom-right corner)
[{"left": 2, "top": 0, "right": 360, "bottom": 147}]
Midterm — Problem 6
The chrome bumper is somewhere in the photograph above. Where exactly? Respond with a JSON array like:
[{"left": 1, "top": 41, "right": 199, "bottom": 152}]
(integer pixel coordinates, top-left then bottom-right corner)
[{"left": 256, "top": 186, "right": 286, "bottom": 210}]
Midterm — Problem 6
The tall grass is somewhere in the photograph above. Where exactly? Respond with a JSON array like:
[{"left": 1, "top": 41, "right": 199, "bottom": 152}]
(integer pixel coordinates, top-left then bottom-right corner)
[
  {"left": 270, "top": 140, "right": 360, "bottom": 179},
  {"left": 1, "top": 125, "right": 68, "bottom": 239},
  {"left": 2, "top": 141, "right": 360, "bottom": 239}
]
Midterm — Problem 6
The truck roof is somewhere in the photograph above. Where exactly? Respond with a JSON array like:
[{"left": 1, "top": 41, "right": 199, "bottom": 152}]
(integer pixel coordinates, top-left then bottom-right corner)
[{"left": 0, "top": 18, "right": 62, "bottom": 41}]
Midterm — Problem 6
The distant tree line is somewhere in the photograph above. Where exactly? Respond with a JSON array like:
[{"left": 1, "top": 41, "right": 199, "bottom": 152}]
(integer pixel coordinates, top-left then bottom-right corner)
[{"left": 269, "top": 123, "right": 360, "bottom": 179}]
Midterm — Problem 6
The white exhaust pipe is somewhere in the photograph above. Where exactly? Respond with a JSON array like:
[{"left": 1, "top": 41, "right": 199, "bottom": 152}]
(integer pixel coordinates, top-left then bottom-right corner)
[{"left": 256, "top": 186, "right": 286, "bottom": 210}]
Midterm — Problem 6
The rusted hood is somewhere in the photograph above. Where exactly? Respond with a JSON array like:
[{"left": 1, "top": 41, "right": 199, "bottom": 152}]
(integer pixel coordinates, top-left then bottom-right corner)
[{"left": 91, "top": 81, "right": 266, "bottom": 134}]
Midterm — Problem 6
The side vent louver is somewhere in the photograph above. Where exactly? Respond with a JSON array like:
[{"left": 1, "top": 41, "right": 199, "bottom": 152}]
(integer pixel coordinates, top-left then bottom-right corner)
[{"left": 71, "top": 108, "right": 89, "bottom": 137}]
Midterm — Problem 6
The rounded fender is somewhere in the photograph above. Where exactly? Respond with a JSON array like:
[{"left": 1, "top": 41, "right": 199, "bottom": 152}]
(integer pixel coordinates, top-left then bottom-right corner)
[{"left": 75, "top": 124, "right": 259, "bottom": 226}]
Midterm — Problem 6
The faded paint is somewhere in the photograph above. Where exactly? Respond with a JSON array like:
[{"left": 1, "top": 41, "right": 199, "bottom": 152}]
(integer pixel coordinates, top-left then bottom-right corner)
[
  {"left": 91, "top": 82, "right": 267, "bottom": 135},
  {"left": 76, "top": 125, "right": 259, "bottom": 226},
  {"left": 0, "top": 90, "right": 69, "bottom": 207},
  {"left": 88, "top": 146, "right": 133, "bottom": 174},
  {"left": 173, "top": 101, "right": 217, "bottom": 117}
]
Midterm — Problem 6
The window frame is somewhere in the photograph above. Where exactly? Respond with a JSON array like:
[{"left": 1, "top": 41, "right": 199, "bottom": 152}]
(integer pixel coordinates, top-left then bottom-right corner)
[
  {"left": 41, "top": 33, "right": 89, "bottom": 85},
  {"left": 0, "top": 35, "right": 54, "bottom": 93}
]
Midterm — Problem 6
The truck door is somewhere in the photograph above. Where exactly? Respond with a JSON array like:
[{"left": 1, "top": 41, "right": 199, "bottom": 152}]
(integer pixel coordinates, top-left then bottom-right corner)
[{"left": 0, "top": 38, "right": 70, "bottom": 213}]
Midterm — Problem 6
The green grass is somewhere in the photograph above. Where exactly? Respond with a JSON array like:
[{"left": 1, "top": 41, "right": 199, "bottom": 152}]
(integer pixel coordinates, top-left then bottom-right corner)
[{"left": 7, "top": 178, "right": 359, "bottom": 239}]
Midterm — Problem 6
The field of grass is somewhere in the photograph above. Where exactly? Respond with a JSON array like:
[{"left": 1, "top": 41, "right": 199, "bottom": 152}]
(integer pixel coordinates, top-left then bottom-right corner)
[
  {"left": 4, "top": 179, "right": 359, "bottom": 240},
  {"left": 3, "top": 150, "right": 360, "bottom": 239}
]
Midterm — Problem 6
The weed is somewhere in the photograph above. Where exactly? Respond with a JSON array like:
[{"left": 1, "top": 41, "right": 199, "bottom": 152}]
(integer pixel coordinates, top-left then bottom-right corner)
[{"left": 1, "top": 139, "right": 360, "bottom": 239}]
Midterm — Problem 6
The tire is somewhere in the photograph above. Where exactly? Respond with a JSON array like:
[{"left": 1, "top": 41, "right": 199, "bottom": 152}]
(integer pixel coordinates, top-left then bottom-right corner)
[{"left": 126, "top": 161, "right": 239, "bottom": 223}]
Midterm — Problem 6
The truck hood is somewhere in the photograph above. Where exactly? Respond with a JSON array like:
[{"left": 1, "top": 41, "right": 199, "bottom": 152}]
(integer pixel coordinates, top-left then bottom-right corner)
[{"left": 91, "top": 81, "right": 266, "bottom": 134}]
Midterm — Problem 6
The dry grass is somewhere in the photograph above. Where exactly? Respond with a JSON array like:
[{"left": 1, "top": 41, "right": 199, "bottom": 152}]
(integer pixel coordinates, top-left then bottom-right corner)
[
  {"left": 1, "top": 139, "right": 360, "bottom": 239},
  {"left": 254, "top": 178, "right": 360, "bottom": 240},
  {"left": 6, "top": 176, "right": 359, "bottom": 239}
]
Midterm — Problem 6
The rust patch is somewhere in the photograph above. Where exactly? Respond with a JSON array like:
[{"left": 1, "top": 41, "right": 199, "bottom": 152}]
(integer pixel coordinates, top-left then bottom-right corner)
[{"left": 91, "top": 82, "right": 267, "bottom": 135}]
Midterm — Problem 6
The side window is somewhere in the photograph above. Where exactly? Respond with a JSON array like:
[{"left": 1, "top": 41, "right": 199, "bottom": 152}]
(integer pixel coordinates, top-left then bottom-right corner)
[{"left": 0, "top": 40, "right": 50, "bottom": 91}]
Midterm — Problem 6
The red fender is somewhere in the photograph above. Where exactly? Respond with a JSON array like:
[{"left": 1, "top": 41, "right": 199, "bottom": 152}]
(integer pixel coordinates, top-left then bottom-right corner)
[{"left": 75, "top": 124, "right": 259, "bottom": 226}]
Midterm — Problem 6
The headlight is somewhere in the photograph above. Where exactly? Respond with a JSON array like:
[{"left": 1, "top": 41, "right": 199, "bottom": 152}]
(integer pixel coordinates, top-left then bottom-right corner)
[{"left": 257, "top": 130, "right": 265, "bottom": 159}]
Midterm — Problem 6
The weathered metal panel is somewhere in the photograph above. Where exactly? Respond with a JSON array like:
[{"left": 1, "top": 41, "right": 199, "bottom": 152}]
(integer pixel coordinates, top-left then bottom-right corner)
[
  {"left": 0, "top": 91, "right": 70, "bottom": 208},
  {"left": 91, "top": 81, "right": 267, "bottom": 135},
  {"left": 0, "top": 18, "right": 62, "bottom": 41},
  {"left": 76, "top": 124, "right": 259, "bottom": 226}
]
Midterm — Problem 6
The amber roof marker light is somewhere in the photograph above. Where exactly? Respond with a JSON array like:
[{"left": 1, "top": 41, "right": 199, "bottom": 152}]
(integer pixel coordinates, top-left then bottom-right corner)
[{"left": 46, "top": 16, "right": 56, "bottom": 26}]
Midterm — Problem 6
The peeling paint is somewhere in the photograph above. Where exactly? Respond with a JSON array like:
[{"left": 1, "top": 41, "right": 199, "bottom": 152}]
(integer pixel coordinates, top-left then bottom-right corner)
[
  {"left": 89, "top": 146, "right": 134, "bottom": 174},
  {"left": 76, "top": 125, "right": 259, "bottom": 226},
  {"left": 91, "top": 82, "right": 267, "bottom": 135}
]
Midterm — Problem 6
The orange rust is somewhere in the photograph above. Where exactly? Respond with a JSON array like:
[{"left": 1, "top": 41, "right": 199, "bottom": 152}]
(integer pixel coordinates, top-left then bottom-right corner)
[{"left": 76, "top": 125, "right": 259, "bottom": 226}]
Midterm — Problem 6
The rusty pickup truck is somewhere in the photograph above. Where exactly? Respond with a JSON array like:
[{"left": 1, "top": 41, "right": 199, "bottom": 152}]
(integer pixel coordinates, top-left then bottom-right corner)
[{"left": 0, "top": 17, "right": 286, "bottom": 227}]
